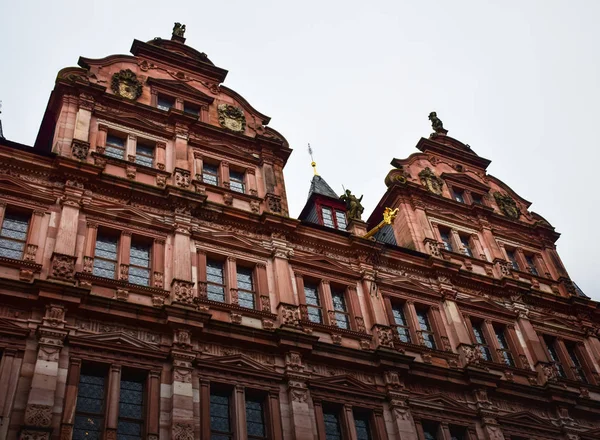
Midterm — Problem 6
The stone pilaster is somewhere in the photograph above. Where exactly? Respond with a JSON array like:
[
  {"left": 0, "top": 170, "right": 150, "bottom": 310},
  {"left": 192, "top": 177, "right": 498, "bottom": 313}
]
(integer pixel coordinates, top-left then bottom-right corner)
[
  {"left": 284, "top": 352, "right": 313, "bottom": 440},
  {"left": 170, "top": 329, "right": 195, "bottom": 440},
  {"left": 384, "top": 371, "right": 417, "bottom": 440}
]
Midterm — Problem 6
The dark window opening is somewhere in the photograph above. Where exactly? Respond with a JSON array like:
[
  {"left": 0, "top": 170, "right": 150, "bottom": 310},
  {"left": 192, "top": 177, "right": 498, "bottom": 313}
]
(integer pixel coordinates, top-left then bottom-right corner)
[
  {"left": 323, "top": 409, "right": 342, "bottom": 440},
  {"left": 135, "top": 141, "right": 154, "bottom": 168},
  {"left": 245, "top": 396, "right": 267, "bottom": 440},
  {"left": 525, "top": 255, "right": 539, "bottom": 276},
  {"left": 184, "top": 102, "right": 201, "bottom": 117},
  {"left": 304, "top": 282, "right": 323, "bottom": 324},
  {"left": 236, "top": 266, "right": 255, "bottom": 309},
  {"left": 207, "top": 259, "right": 226, "bottom": 302},
  {"left": 117, "top": 370, "right": 145, "bottom": 440},
  {"left": 544, "top": 337, "right": 566, "bottom": 378},
  {"left": 203, "top": 163, "right": 219, "bottom": 186},
  {"left": 210, "top": 391, "right": 232, "bottom": 440},
  {"left": 229, "top": 171, "right": 246, "bottom": 194},
  {"left": 506, "top": 249, "right": 520, "bottom": 271},
  {"left": 392, "top": 304, "right": 411, "bottom": 343},
  {"left": 354, "top": 412, "right": 372, "bottom": 440},
  {"left": 495, "top": 327, "right": 515, "bottom": 367},
  {"left": 73, "top": 364, "right": 108, "bottom": 440},
  {"left": 453, "top": 189, "right": 465, "bottom": 203},
  {"left": 0, "top": 211, "right": 29, "bottom": 260},
  {"left": 439, "top": 229, "right": 453, "bottom": 252},
  {"left": 106, "top": 134, "right": 126, "bottom": 160},
  {"left": 157, "top": 95, "right": 174, "bottom": 112},
  {"left": 416, "top": 310, "right": 436, "bottom": 349},
  {"left": 129, "top": 239, "right": 151, "bottom": 286},
  {"left": 459, "top": 235, "right": 473, "bottom": 257},
  {"left": 472, "top": 323, "right": 492, "bottom": 361},
  {"left": 331, "top": 289, "right": 350, "bottom": 329}
]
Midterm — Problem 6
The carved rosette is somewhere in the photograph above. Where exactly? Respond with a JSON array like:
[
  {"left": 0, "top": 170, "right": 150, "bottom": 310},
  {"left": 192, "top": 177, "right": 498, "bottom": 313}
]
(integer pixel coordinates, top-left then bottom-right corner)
[
  {"left": 111, "top": 69, "right": 143, "bottom": 100},
  {"left": 172, "top": 279, "right": 195, "bottom": 305},
  {"left": 71, "top": 139, "right": 90, "bottom": 161},
  {"left": 494, "top": 192, "right": 521, "bottom": 219},
  {"left": 172, "top": 422, "right": 194, "bottom": 440},
  {"left": 50, "top": 253, "right": 76, "bottom": 280},
  {"left": 175, "top": 168, "right": 191, "bottom": 188},
  {"left": 266, "top": 193, "right": 282, "bottom": 214},
  {"left": 24, "top": 404, "right": 53, "bottom": 428},
  {"left": 279, "top": 304, "right": 300, "bottom": 327},
  {"left": 418, "top": 167, "right": 444, "bottom": 195},
  {"left": 374, "top": 325, "right": 394, "bottom": 349},
  {"left": 217, "top": 104, "right": 246, "bottom": 132}
]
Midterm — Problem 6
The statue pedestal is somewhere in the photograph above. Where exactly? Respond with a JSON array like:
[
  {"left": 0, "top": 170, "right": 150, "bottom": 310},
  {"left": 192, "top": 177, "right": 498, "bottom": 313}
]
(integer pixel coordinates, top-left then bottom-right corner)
[{"left": 347, "top": 219, "right": 368, "bottom": 237}]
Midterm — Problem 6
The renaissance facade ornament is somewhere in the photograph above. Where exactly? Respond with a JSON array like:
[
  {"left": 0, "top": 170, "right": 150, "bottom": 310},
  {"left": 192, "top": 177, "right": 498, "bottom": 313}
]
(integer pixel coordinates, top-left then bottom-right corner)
[
  {"left": 218, "top": 104, "right": 246, "bottom": 132},
  {"left": 428, "top": 111, "right": 448, "bottom": 135},
  {"left": 494, "top": 191, "right": 521, "bottom": 219},
  {"left": 111, "top": 69, "right": 143, "bottom": 101},
  {"left": 340, "top": 189, "right": 364, "bottom": 220},
  {"left": 418, "top": 167, "right": 444, "bottom": 195}
]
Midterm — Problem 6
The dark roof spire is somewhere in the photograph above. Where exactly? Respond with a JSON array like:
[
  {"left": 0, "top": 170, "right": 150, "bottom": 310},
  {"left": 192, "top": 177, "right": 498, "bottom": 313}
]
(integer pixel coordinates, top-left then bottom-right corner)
[{"left": 307, "top": 175, "right": 338, "bottom": 200}]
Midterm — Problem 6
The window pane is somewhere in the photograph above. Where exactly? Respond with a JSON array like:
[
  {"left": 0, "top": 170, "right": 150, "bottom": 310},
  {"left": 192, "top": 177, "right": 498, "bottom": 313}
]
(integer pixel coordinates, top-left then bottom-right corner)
[
  {"left": 453, "top": 190, "right": 465, "bottom": 203},
  {"left": 105, "top": 145, "right": 125, "bottom": 160},
  {"left": 184, "top": 103, "right": 200, "bottom": 116},
  {"left": 321, "top": 207, "right": 334, "bottom": 228},
  {"left": 157, "top": 96, "right": 174, "bottom": 111},
  {"left": 230, "top": 171, "right": 245, "bottom": 194},
  {"left": 210, "top": 392, "right": 231, "bottom": 436},
  {"left": 525, "top": 255, "right": 539, "bottom": 275},
  {"left": 354, "top": 414, "right": 372, "bottom": 440},
  {"left": 331, "top": 291, "right": 347, "bottom": 312},
  {"left": 74, "top": 371, "right": 106, "bottom": 440},
  {"left": 440, "top": 230, "right": 453, "bottom": 251},
  {"left": 506, "top": 250, "right": 520, "bottom": 270},
  {"left": 335, "top": 211, "right": 347, "bottom": 230},
  {"left": 94, "top": 234, "right": 118, "bottom": 279},
  {"left": 323, "top": 411, "right": 342, "bottom": 440},
  {"left": 422, "top": 422, "right": 439, "bottom": 440},
  {"left": 304, "top": 284, "right": 321, "bottom": 306},
  {"left": 245, "top": 398, "right": 266, "bottom": 439},
  {"left": 471, "top": 194, "right": 483, "bottom": 205},
  {"left": 460, "top": 235, "right": 473, "bottom": 257},
  {"left": 203, "top": 164, "right": 219, "bottom": 186},
  {"left": 107, "top": 135, "right": 125, "bottom": 148},
  {"left": 392, "top": 305, "right": 408, "bottom": 326},
  {"left": 416, "top": 310, "right": 432, "bottom": 331},
  {"left": 207, "top": 260, "right": 225, "bottom": 302}
]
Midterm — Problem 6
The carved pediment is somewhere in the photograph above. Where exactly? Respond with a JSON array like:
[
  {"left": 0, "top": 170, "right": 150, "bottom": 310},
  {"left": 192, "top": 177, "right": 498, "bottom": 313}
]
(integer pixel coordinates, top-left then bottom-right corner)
[
  {"left": 105, "top": 113, "right": 167, "bottom": 132},
  {"left": 460, "top": 297, "right": 515, "bottom": 316},
  {"left": 410, "top": 393, "right": 472, "bottom": 412},
  {"left": 441, "top": 172, "right": 490, "bottom": 192},
  {"left": 102, "top": 206, "right": 158, "bottom": 222},
  {"left": 147, "top": 78, "right": 215, "bottom": 103},
  {"left": 298, "top": 255, "right": 349, "bottom": 270},
  {"left": 380, "top": 275, "right": 432, "bottom": 294},
  {"left": 0, "top": 318, "right": 30, "bottom": 337},
  {"left": 498, "top": 411, "right": 553, "bottom": 428},
  {"left": 203, "top": 354, "right": 275, "bottom": 373},
  {"left": 311, "top": 375, "right": 380, "bottom": 394},
  {"left": 195, "top": 231, "right": 264, "bottom": 254},
  {"left": 0, "top": 174, "right": 54, "bottom": 203},
  {"left": 581, "top": 428, "right": 600, "bottom": 439},
  {"left": 73, "top": 331, "right": 160, "bottom": 351}
]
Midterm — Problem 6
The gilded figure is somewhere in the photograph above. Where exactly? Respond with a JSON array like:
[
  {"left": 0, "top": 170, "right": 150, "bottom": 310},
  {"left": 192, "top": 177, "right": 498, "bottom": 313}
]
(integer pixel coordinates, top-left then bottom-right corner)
[{"left": 340, "top": 189, "right": 364, "bottom": 221}]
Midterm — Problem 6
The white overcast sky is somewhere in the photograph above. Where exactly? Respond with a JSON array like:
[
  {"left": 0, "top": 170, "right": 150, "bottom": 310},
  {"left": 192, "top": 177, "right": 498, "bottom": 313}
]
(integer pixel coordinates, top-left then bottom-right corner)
[{"left": 1, "top": 1, "right": 598, "bottom": 300}]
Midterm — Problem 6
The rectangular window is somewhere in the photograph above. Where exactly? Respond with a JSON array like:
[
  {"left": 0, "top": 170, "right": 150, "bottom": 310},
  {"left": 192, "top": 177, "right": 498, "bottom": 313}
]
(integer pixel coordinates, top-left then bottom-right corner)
[
  {"left": 93, "top": 232, "right": 118, "bottom": 279},
  {"left": 459, "top": 235, "right": 473, "bottom": 257},
  {"left": 471, "top": 193, "right": 483, "bottom": 205},
  {"left": 157, "top": 95, "right": 174, "bottom": 111},
  {"left": 245, "top": 396, "right": 267, "bottom": 440},
  {"left": 453, "top": 189, "right": 465, "bottom": 203},
  {"left": 73, "top": 366, "right": 107, "bottom": 440},
  {"left": 354, "top": 412, "right": 372, "bottom": 440},
  {"left": 495, "top": 327, "right": 515, "bottom": 367},
  {"left": 321, "top": 207, "right": 335, "bottom": 228},
  {"left": 202, "top": 163, "right": 219, "bottom": 186},
  {"left": 544, "top": 337, "right": 566, "bottom": 378},
  {"left": 331, "top": 289, "right": 350, "bottom": 330},
  {"left": 472, "top": 323, "right": 492, "bottom": 361},
  {"left": 210, "top": 391, "right": 232, "bottom": 440},
  {"left": 565, "top": 343, "right": 587, "bottom": 383},
  {"left": 439, "top": 229, "right": 453, "bottom": 252},
  {"left": 184, "top": 102, "right": 200, "bottom": 117},
  {"left": 525, "top": 255, "right": 539, "bottom": 276},
  {"left": 506, "top": 249, "right": 520, "bottom": 271},
  {"left": 0, "top": 211, "right": 29, "bottom": 259},
  {"left": 416, "top": 309, "right": 436, "bottom": 349},
  {"left": 304, "top": 282, "right": 323, "bottom": 324},
  {"left": 129, "top": 239, "right": 151, "bottom": 286},
  {"left": 323, "top": 409, "right": 342, "bottom": 440},
  {"left": 236, "top": 266, "right": 255, "bottom": 309},
  {"left": 135, "top": 140, "right": 154, "bottom": 168},
  {"left": 422, "top": 421, "right": 440, "bottom": 440},
  {"left": 335, "top": 211, "right": 347, "bottom": 230},
  {"left": 391, "top": 304, "right": 411, "bottom": 343},
  {"left": 207, "top": 259, "right": 226, "bottom": 302},
  {"left": 449, "top": 425, "right": 467, "bottom": 440},
  {"left": 117, "top": 372, "right": 145, "bottom": 440},
  {"left": 105, "top": 134, "right": 126, "bottom": 160},
  {"left": 229, "top": 171, "right": 246, "bottom": 194}
]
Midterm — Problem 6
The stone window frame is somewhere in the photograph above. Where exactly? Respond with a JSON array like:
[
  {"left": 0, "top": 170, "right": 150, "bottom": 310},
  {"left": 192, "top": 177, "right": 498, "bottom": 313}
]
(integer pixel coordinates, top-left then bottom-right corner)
[
  {"left": 445, "top": 182, "right": 488, "bottom": 207},
  {"left": 496, "top": 239, "right": 552, "bottom": 281},
  {"left": 383, "top": 295, "right": 451, "bottom": 354},
  {"left": 195, "top": 248, "right": 271, "bottom": 316},
  {"left": 294, "top": 271, "right": 365, "bottom": 336},
  {"left": 149, "top": 84, "right": 210, "bottom": 122},
  {"left": 79, "top": 220, "right": 167, "bottom": 298},
  {"left": 414, "top": 418, "right": 476, "bottom": 440},
  {"left": 536, "top": 332, "right": 598, "bottom": 385},
  {"left": 315, "top": 200, "right": 348, "bottom": 231},
  {"left": 61, "top": 357, "right": 161, "bottom": 440},
  {"left": 430, "top": 219, "right": 487, "bottom": 263}
]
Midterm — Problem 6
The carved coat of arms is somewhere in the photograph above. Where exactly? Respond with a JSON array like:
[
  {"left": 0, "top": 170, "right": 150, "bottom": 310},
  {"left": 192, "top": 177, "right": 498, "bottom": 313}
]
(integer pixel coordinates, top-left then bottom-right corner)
[
  {"left": 418, "top": 167, "right": 444, "bottom": 195},
  {"left": 111, "top": 69, "right": 143, "bottom": 101},
  {"left": 494, "top": 192, "right": 520, "bottom": 219},
  {"left": 218, "top": 104, "right": 246, "bottom": 133}
]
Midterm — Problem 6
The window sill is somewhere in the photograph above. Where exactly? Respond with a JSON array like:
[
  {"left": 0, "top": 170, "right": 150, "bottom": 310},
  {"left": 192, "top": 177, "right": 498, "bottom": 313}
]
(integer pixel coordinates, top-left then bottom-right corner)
[
  {"left": 299, "top": 319, "right": 366, "bottom": 340},
  {"left": 76, "top": 272, "right": 170, "bottom": 301},
  {"left": 0, "top": 255, "right": 42, "bottom": 281},
  {"left": 91, "top": 151, "right": 170, "bottom": 177},
  {"left": 193, "top": 177, "right": 261, "bottom": 202},
  {"left": 194, "top": 295, "right": 277, "bottom": 320}
]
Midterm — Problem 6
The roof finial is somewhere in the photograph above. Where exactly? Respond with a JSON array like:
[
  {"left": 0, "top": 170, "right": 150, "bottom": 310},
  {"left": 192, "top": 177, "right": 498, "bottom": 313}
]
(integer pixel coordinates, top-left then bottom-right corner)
[{"left": 308, "top": 143, "right": 318, "bottom": 176}]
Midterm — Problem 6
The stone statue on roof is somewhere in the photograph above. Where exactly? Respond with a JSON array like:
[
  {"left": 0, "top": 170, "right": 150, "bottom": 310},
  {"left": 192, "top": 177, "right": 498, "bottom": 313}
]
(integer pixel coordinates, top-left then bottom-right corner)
[
  {"left": 429, "top": 111, "right": 448, "bottom": 135},
  {"left": 340, "top": 189, "right": 364, "bottom": 221},
  {"left": 173, "top": 23, "right": 186, "bottom": 38}
]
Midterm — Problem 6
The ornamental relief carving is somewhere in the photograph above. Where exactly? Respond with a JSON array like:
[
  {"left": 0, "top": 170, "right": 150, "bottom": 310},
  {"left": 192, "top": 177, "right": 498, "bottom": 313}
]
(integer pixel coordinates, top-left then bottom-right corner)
[
  {"left": 200, "top": 343, "right": 276, "bottom": 366},
  {"left": 217, "top": 104, "right": 246, "bottom": 133},
  {"left": 418, "top": 167, "right": 444, "bottom": 195},
  {"left": 50, "top": 253, "right": 76, "bottom": 280},
  {"left": 111, "top": 69, "right": 143, "bottom": 101},
  {"left": 24, "top": 404, "right": 53, "bottom": 427},
  {"left": 74, "top": 319, "right": 161, "bottom": 344},
  {"left": 494, "top": 192, "right": 521, "bottom": 219},
  {"left": 172, "top": 422, "right": 194, "bottom": 440}
]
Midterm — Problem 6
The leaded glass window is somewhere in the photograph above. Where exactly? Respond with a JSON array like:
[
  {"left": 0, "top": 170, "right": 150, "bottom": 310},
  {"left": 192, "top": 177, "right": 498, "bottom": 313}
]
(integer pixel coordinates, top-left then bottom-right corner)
[
  {"left": 422, "top": 422, "right": 439, "bottom": 440},
  {"left": 354, "top": 413, "right": 372, "bottom": 440},
  {"left": 416, "top": 310, "right": 436, "bottom": 349},
  {"left": 449, "top": 425, "right": 467, "bottom": 440},
  {"left": 93, "top": 233, "right": 118, "bottom": 279},
  {"left": 321, "top": 207, "right": 335, "bottom": 228},
  {"left": 117, "top": 376, "right": 144, "bottom": 440},
  {"left": 453, "top": 189, "right": 465, "bottom": 203},
  {"left": 0, "top": 212, "right": 29, "bottom": 259},
  {"left": 471, "top": 193, "right": 483, "bottom": 205},
  {"left": 207, "top": 259, "right": 225, "bottom": 302},
  {"left": 73, "top": 371, "right": 106, "bottom": 440},
  {"left": 157, "top": 95, "right": 174, "bottom": 111},
  {"left": 129, "top": 240, "right": 151, "bottom": 286},
  {"left": 304, "top": 283, "right": 323, "bottom": 324},
  {"left": 106, "top": 134, "right": 126, "bottom": 160},
  {"left": 323, "top": 410, "right": 342, "bottom": 440},
  {"left": 472, "top": 323, "right": 492, "bottom": 361},
  {"left": 459, "top": 235, "right": 473, "bottom": 257},
  {"left": 495, "top": 327, "right": 514, "bottom": 367},
  {"left": 545, "top": 337, "right": 566, "bottom": 378},
  {"left": 525, "top": 255, "right": 539, "bottom": 276},
  {"left": 237, "top": 266, "right": 255, "bottom": 309},
  {"left": 229, "top": 171, "right": 245, "bottom": 194},
  {"left": 335, "top": 211, "right": 347, "bottom": 230},
  {"left": 566, "top": 343, "right": 587, "bottom": 383},
  {"left": 506, "top": 249, "right": 520, "bottom": 270},
  {"left": 245, "top": 397, "right": 267, "bottom": 440},
  {"left": 439, "top": 229, "right": 453, "bottom": 252},
  {"left": 184, "top": 102, "right": 200, "bottom": 116},
  {"left": 331, "top": 289, "right": 350, "bottom": 330},
  {"left": 135, "top": 141, "right": 154, "bottom": 168},
  {"left": 392, "top": 304, "right": 411, "bottom": 343},
  {"left": 210, "top": 392, "right": 232, "bottom": 440},
  {"left": 203, "top": 163, "right": 219, "bottom": 186}
]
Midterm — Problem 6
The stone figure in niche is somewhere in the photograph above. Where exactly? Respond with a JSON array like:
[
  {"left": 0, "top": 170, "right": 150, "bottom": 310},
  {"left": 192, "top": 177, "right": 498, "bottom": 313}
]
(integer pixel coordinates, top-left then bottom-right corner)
[
  {"left": 173, "top": 22, "right": 186, "bottom": 38},
  {"left": 418, "top": 167, "right": 444, "bottom": 195},
  {"left": 111, "top": 69, "right": 143, "bottom": 101},
  {"left": 340, "top": 190, "right": 364, "bottom": 220},
  {"left": 218, "top": 104, "right": 246, "bottom": 133},
  {"left": 429, "top": 111, "right": 448, "bottom": 134},
  {"left": 494, "top": 192, "right": 521, "bottom": 219}
]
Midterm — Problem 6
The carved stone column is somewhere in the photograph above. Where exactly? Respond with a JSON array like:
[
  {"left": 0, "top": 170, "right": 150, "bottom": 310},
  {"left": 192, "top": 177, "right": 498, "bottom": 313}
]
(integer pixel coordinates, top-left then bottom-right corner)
[
  {"left": 246, "top": 167, "right": 258, "bottom": 196},
  {"left": 51, "top": 184, "right": 83, "bottom": 281},
  {"left": 233, "top": 385, "right": 247, "bottom": 440},
  {"left": 171, "top": 330, "right": 195, "bottom": 440},
  {"left": 20, "top": 305, "right": 68, "bottom": 440},
  {"left": 104, "top": 364, "right": 122, "bottom": 440},
  {"left": 73, "top": 93, "right": 94, "bottom": 143},
  {"left": 284, "top": 352, "right": 313, "bottom": 440},
  {"left": 384, "top": 370, "right": 417, "bottom": 440},
  {"left": 172, "top": 224, "right": 194, "bottom": 306}
]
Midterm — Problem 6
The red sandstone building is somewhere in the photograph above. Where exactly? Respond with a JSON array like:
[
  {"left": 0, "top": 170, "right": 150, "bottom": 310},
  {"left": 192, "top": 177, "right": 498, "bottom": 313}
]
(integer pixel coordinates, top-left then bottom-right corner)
[{"left": 0, "top": 24, "right": 599, "bottom": 440}]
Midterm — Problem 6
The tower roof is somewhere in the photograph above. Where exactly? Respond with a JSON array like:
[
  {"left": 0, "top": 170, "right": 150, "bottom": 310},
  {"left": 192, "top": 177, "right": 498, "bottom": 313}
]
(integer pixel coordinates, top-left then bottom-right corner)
[{"left": 307, "top": 175, "right": 338, "bottom": 200}]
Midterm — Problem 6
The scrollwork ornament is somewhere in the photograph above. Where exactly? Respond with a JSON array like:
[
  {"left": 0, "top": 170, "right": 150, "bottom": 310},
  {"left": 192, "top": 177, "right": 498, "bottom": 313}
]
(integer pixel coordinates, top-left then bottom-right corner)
[
  {"left": 418, "top": 167, "right": 444, "bottom": 195},
  {"left": 217, "top": 104, "right": 246, "bottom": 132},
  {"left": 494, "top": 192, "right": 521, "bottom": 219},
  {"left": 111, "top": 69, "right": 143, "bottom": 101}
]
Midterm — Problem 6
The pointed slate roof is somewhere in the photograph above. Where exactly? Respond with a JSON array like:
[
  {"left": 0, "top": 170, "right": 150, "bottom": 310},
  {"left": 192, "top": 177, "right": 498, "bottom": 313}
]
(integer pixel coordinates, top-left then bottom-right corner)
[{"left": 307, "top": 175, "right": 339, "bottom": 200}]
